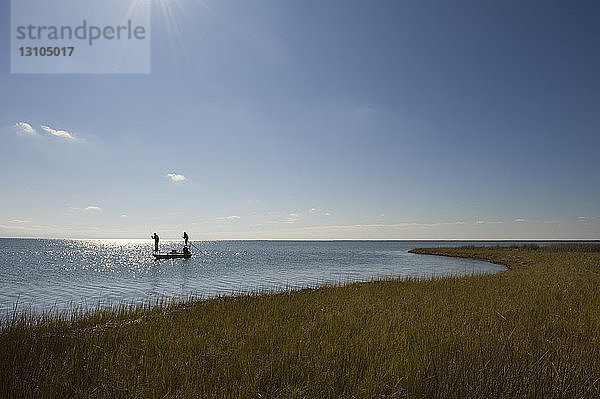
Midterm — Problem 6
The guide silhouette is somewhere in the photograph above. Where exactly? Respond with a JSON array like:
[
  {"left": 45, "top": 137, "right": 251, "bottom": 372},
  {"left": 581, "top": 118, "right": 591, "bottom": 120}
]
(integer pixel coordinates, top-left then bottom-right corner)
[{"left": 151, "top": 233, "right": 159, "bottom": 252}]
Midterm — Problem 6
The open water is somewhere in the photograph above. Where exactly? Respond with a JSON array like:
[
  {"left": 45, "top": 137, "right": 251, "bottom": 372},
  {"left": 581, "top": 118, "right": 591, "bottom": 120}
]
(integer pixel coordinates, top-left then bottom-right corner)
[{"left": 0, "top": 239, "right": 513, "bottom": 315}]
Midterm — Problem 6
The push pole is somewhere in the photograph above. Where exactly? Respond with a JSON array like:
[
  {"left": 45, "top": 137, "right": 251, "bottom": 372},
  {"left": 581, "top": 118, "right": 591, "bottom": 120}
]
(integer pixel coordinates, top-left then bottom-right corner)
[{"left": 189, "top": 242, "right": 201, "bottom": 252}]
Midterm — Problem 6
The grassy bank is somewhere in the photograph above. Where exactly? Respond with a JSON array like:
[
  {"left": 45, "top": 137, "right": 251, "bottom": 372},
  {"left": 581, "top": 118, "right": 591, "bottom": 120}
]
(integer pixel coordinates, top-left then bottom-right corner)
[{"left": 2, "top": 245, "right": 600, "bottom": 398}]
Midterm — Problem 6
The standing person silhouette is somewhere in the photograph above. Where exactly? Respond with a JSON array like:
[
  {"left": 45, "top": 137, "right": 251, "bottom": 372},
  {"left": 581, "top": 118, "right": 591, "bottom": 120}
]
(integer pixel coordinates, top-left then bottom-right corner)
[
  {"left": 183, "top": 231, "right": 189, "bottom": 247},
  {"left": 151, "top": 233, "right": 159, "bottom": 252}
]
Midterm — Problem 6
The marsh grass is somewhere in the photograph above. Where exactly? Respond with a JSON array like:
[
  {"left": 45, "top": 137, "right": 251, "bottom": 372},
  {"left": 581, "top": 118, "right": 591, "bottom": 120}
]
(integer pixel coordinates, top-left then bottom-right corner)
[{"left": 2, "top": 245, "right": 600, "bottom": 397}]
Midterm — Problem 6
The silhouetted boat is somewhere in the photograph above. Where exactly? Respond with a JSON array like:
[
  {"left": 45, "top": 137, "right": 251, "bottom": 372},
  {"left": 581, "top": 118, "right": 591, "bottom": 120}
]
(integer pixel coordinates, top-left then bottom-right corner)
[{"left": 153, "top": 250, "right": 191, "bottom": 259}]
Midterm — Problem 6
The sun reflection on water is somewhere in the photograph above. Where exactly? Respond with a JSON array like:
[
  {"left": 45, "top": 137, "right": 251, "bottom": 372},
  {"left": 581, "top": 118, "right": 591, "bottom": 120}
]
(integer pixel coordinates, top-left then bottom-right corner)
[{"left": 0, "top": 239, "right": 506, "bottom": 316}]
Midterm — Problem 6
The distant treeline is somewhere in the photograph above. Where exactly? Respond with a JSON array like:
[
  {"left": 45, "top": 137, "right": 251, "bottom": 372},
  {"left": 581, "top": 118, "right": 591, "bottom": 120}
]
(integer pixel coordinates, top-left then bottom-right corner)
[{"left": 455, "top": 243, "right": 600, "bottom": 252}]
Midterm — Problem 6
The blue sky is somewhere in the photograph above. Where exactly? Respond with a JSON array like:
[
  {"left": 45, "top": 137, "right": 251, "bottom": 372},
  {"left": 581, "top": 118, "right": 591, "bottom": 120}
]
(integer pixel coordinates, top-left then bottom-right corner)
[{"left": 1, "top": 0, "right": 599, "bottom": 239}]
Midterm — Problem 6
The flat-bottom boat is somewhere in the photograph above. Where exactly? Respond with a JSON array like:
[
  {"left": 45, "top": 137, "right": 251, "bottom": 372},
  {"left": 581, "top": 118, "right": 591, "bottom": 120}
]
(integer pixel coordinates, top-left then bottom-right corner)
[{"left": 153, "top": 250, "right": 192, "bottom": 259}]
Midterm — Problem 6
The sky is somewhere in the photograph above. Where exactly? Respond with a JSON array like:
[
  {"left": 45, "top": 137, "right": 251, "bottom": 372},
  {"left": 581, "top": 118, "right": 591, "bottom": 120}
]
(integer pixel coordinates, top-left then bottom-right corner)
[{"left": 1, "top": 0, "right": 599, "bottom": 240}]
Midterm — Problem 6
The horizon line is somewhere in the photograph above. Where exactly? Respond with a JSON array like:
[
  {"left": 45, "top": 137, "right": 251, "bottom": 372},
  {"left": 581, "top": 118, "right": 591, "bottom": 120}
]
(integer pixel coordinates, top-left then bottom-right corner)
[{"left": 1, "top": 237, "right": 598, "bottom": 242}]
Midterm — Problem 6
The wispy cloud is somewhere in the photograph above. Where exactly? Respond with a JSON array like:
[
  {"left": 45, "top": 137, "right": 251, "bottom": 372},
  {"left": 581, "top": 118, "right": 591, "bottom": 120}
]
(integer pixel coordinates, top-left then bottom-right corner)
[
  {"left": 264, "top": 208, "right": 333, "bottom": 224},
  {"left": 84, "top": 206, "right": 101, "bottom": 211},
  {"left": 577, "top": 216, "right": 596, "bottom": 225},
  {"left": 121, "top": 214, "right": 128, "bottom": 218},
  {"left": 40, "top": 125, "right": 75, "bottom": 140},
  {"left": 14, "top": 122, "right": 37, "bottom": 136},
  {"left": 217, "top": 215, "right": 240, "bottom": 221},
  {"left": 514, "top": 218, "right": 526, "bottom": 223},
  {"left": 475, "top": 220, "right": 504, "bottom": 225},
  {"left": 167, "top": 173, "right": 186, "bottom": 182},
  {"left": 9, "top": 219, "right": 31, "bottom": 224},
  {"left": 302, "top": 221, "right": 468, "bottom": 232},
  {"left": 284, "top": 213, "right": 300, "bottom": 224},
  {"left": 342, "top": 102, "right": 386, "bottom": 118}
]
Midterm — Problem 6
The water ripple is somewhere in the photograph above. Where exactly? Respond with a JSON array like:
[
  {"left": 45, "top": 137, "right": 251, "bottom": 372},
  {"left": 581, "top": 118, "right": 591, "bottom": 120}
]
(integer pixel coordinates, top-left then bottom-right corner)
[{"left": 0, "top": 239, "right": 509, "bottom": 315}]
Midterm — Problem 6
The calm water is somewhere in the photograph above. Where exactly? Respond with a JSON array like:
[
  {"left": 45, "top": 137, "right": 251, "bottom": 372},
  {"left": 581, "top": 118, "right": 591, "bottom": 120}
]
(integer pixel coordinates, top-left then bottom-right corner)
[{"left": 0, "top": 239, "right": 510, "bottom": 315}]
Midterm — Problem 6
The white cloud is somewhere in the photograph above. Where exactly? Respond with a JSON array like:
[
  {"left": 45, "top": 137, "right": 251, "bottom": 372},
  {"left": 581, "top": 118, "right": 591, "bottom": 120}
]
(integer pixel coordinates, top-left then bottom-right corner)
[
  {"left": 514, "top": 218, "right": 525, "bottom": 223},
  {"left": 167, "top": 173, "right": 186, "bottom": 182},
  {"left": 475, "top": 220, "right": 504, "bottom": 225},
  {"left": 40, "top": 125, "right": 75, "bottom": 140},
  {"left": 121, "top": 214, "right": 128, "bottom": 218},
  {"left": 284, "top": 213, "right": 300, "bottom": 224},
  {"left": 84, "top": 206, "right": 101, "bottom": 211},
  {"left": 577, "top": 216, "right": 596, "bottom": 224},
  {"left": 9, "top": 219, "right": 31, "bottom": 224},
  {"left": 14, "top": 122, "right": 37, "bottom": 136},
  {"left": 217, "top": 215, "right": 240, "bottom": 221}
]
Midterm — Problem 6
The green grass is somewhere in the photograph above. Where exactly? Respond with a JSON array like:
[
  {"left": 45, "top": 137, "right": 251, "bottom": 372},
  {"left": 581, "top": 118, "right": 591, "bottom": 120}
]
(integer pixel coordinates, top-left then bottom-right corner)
[{"left": 2, "top": 244, "right": 600, "bottom": 398}]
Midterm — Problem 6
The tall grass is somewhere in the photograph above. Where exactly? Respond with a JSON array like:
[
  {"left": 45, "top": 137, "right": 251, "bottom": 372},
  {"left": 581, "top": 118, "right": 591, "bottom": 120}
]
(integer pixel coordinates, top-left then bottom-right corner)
[{"left": 1, "top": 244, "right": 600, "bottom": 397}]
